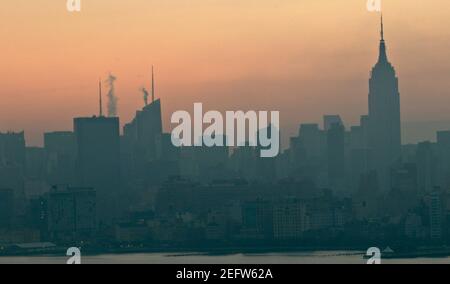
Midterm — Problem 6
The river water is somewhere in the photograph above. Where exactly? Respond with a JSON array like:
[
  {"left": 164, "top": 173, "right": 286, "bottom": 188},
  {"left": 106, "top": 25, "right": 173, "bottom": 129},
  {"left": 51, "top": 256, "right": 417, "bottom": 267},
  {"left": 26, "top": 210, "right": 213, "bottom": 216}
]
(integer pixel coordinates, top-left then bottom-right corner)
[{"left": 0, "top": 251, "right": 449, "bottom": 264}]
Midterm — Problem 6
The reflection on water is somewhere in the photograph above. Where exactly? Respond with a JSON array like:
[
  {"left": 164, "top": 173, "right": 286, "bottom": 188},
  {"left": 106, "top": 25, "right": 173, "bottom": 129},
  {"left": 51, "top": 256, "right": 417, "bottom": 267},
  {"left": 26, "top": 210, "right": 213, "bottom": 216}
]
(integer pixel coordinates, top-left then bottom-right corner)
[{"left": 1, "top": 251, "right": 450, "bottom": 264}]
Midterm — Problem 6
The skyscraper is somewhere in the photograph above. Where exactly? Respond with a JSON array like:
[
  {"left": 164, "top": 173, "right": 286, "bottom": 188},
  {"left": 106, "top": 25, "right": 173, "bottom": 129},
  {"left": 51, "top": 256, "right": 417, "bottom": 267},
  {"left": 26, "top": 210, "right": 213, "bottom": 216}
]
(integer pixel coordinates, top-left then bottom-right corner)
[
  {"left": 122, "top": 67, "right": 163, "bottom": 185},
  {"left": 122, "top": 99, "right": 163, "bottom": 179},
  {"left": 368, "top": 16, "right": 402, "bottom": 190},
  {"left": 326, "top": 122, "right": 345, "bottom": 190},
  {"left": 74, "top": 116, "right": 121, "bottom": 221}
]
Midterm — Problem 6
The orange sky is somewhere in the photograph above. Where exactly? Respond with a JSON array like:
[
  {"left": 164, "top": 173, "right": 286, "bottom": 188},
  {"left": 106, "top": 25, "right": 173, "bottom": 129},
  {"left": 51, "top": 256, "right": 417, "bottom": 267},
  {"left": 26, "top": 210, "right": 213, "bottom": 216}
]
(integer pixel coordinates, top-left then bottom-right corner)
[{"left": 1, "top": 0, "right": 450, "bottom": 147}]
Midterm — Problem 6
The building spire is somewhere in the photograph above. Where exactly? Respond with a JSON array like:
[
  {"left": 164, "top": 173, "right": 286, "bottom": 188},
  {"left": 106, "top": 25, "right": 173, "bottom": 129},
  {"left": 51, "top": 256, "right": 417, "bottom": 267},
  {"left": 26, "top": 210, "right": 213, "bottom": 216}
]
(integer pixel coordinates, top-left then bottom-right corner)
[
  {"left": 99, "top": 78, "right": 103, "bottom": 117},
  {"left": 378, "top": 14, "right": 388, "bottom": 63},
  {"left": 151, "top": 65, "right": 155, "bottom": 103}
]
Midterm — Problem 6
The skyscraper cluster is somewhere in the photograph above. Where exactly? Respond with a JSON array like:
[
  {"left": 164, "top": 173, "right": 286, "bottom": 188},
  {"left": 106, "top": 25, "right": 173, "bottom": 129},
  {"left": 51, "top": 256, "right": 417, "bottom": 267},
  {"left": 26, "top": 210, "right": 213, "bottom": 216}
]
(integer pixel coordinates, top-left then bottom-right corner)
[{"left": 1, "top": 19, "right": 450, "bottom": 251}]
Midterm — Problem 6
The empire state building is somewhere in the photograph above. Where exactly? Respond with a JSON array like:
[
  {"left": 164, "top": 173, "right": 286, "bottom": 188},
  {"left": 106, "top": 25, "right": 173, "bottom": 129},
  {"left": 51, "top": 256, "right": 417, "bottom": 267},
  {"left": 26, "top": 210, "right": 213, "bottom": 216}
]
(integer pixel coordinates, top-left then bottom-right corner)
[{"left": 368, "top": 16, "right": 402, "bottom": 190}]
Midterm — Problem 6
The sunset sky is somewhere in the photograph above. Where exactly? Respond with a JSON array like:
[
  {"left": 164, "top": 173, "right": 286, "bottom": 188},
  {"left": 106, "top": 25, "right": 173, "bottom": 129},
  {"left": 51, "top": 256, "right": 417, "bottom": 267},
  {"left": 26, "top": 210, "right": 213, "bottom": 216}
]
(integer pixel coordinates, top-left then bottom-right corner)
[{"left": 1, "top": 0, "right": 450, "bottom": 147}]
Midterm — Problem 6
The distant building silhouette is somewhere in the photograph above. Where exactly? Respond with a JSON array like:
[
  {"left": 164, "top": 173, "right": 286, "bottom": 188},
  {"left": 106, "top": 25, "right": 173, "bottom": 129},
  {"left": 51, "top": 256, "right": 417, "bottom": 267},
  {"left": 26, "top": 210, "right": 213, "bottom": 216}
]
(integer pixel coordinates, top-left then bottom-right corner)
[
  {"left": 368, "top": 16, "right": 402, "bottom": 190},
  {"left": 0, "top": 189, "right": 14, "bottom": 229},
  {"left": 25, "top": 147, "right": 45, "bottom": 180},
  {"left": 273, "top": 198, "right": 308, "bottom": 240},
  {"left": 0, "top": 132, "right": 26, "bottom": 214},
  {"left": 429, "top": 187, "right": 445, "bottom": 240},
  {"left": 326, "top": 121, "right": 346, "bottom": 191},
  {"left": 0, "top": 131, "right": 26, "bottom": 169},
  {"left": 3, "top": 16, "right": 450, "bottom": 252},
  {"left": 123, "top": 99, "right": 163, "bottom": 179},
  {"left": 47, "top": 185, "right": 96, "bottom": 242},
  {"left": 44, "top": 131, "right": 77, "bottom": 185},
  {"left": 416, "top": 141, "right": 437, "bottom": 193},
  {"left": 437, "top": 131, "right": 450, "bottom": 190},
  {"left": 74, "top": 116, "right": 121, "bottom": 222},
  {"left": 323, "top": 115, "right": 343, "bottom": 131}
]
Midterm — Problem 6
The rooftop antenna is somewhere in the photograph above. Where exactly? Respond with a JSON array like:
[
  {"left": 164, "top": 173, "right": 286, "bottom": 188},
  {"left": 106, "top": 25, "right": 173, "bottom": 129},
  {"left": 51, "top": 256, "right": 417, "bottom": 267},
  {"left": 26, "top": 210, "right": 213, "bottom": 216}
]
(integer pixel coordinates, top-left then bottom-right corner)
[
  {"left": 151, "top": 65, "right": 155, "bottom": 103},
  {"left": 99, "top": 78, "right": 103, "bottom": 117}
]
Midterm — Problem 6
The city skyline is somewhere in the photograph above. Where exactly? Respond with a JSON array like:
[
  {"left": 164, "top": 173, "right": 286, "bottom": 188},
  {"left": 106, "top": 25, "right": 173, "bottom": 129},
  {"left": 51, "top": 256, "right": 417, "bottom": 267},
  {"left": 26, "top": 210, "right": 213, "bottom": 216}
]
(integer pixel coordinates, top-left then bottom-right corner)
[
  {"left": 3, "top": 3, "right": 450, "bottom": 262},
  {"left": 2, "top": 0, "right": 450, "bottom": 147}
]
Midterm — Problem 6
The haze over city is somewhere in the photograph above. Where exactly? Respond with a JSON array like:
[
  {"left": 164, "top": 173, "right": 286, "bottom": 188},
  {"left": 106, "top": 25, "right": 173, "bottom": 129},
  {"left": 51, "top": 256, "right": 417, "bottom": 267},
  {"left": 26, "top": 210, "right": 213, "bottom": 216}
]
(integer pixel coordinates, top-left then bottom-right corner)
[
  {"left": 4, "top": 0, "right": 450, "bottom": 265},
  {"left": 1, "top": 0, "right": 450, "bottom": 147}
]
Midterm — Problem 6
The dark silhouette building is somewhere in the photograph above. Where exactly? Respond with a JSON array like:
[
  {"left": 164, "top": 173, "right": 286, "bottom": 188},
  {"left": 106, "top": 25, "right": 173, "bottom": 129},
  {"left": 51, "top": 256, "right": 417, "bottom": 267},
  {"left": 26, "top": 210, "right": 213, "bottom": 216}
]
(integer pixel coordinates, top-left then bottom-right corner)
[
  {"left": 122, "top": 99, "right": 163, "bottom": 179},
  {"left": 0, "top": 132, "right": 26, "bottom": 210},
  {"left": 0, "top": 189, "right": 14, "bottom": 229},
  {"left": 44, "top": 131, "right": 77, "bottom": 185},
  {"left": 0, "top": 131, "right": 26, "bottom": 169},
  {"left": 326, "top": 121, "right": 346, "bottom": 191},
  {"left": 74, "top": 116, "right": 121, "bottom": 222},
  {"left": 47, "top": 185, "right": 96, "bottom": 242},
  {"left": 323, "top": 115, "right": 343, "bottom": 131},
  {"left": 368, "top": 17, "right": 402, "bottom": 190},
  {"left": 416, "top": 141, "right": 437, "bottom": 194},
  {"left": 437, "top": 131, "right": 450, "bottom": 190}
]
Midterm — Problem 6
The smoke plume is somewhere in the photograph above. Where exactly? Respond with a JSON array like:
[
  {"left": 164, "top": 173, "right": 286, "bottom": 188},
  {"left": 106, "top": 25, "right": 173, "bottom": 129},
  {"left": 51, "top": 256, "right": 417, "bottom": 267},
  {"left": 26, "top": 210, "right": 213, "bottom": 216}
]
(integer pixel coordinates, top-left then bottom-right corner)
[
  {"left": 142, "top": 87, "right": 149, "bottom": 106},
  {"left": 106, "top": 73, "right": 118, "bottom": 117}
]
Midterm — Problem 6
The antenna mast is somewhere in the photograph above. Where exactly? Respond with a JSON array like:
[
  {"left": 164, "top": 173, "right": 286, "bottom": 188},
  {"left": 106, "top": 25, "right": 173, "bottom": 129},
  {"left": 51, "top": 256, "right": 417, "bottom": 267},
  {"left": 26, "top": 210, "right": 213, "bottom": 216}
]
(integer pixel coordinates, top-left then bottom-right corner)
[{"left": 99, "top": 78, "right": 103, "bottom": 117}]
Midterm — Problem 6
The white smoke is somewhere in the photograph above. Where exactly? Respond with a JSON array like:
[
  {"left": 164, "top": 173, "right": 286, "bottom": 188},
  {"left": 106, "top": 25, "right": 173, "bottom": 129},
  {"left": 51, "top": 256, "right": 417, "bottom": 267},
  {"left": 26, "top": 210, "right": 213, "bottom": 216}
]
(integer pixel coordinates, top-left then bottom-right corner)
[
  {"left": 141, "top": 87, "right": 149, "bottom": 106},
  {"left": 106, "top": 73, "right": 118, "bottom": 117}
]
